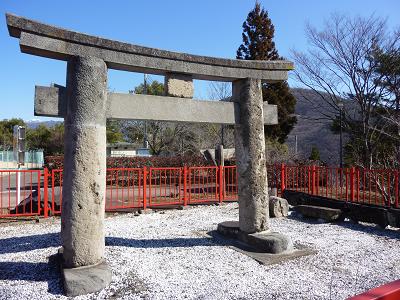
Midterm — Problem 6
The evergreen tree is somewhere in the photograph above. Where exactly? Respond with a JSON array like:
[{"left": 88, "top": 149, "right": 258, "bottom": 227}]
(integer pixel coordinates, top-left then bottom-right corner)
[
  {"left": 237, "top": 2, "right": 296, "bottom": 143},
  {"left": 309, "top": 145, "right": 320, "bottom": 161},
  {"left": 106, "top": 120, "right": 124, "bottom": 144}
]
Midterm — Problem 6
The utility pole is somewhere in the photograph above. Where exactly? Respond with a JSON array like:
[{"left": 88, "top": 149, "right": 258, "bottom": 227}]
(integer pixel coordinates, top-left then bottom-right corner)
[
  {"left": 221, "top": 125, "right": 225, "bottom": 148},
  {"left": 339, "top": 102, "right": 344, "bottom": 169},
  {"left": 294, "top": 135, "right": 298, "bottom": 155}
]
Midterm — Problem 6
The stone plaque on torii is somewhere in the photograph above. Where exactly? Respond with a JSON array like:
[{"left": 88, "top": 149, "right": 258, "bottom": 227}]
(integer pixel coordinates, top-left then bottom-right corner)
[{"left": 6, "top": 14, "right": 294, "bottom": 296}]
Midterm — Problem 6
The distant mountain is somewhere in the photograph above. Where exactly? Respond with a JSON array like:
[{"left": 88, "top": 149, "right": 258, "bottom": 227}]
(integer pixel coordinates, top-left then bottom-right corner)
[
  {"left": 25, "top": 120, "right": 61, "bottom": 129},
  {"left": 286, "top": 88, "right": 344, "bottom": 166}
]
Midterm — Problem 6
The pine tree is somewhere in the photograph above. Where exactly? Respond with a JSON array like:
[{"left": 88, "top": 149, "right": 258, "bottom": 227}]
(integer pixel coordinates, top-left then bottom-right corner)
[
  {"left": 237, "top": 2, "right": 296, "bottom": 143},
  {"left": 309, "top": 145, "right": 320, "bottom": 161}
]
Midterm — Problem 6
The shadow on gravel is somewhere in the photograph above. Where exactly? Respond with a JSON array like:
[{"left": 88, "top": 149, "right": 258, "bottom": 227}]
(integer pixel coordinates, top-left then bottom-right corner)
[
  {"left": 287, "top": 213, "right": 400, "bottom": 240},
  {"left": 0, "top": 232, "right": 60, "bottom": 254},
  {"left": 0, "top": 254, "right": 63, "bottom": 295},
  {"left": 105, "top": 236, "right": 222, "bottom": 248}
]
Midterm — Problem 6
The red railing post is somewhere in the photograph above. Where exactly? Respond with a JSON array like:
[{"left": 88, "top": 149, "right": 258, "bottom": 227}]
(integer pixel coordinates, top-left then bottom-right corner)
[
  {"left": 43, "top": 168, "right": 49, "bottom": 218},
  {"left": 183, "top": 166, "right": 188, "bottom": 206},
  {"left": 311, "top": 165, "right": 316, "bottom": 195},
  {"left": 143, "top": 167, "right": 147, "bottom": 209},
  {"left": 350, "top": 167, "right": 355, "bottom": 202},
  {"left": 280, "top": 163, "right": 285, "bottom": 196},
  {"left": 219, "top": 165, "right": 224, "bottom": 203}
]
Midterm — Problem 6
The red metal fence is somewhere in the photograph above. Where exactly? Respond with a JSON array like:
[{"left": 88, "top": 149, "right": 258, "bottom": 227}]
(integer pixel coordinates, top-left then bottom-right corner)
[
  {"left": 282, "top": 165, "right": 399, "bottom": 208},
  {"left": 0, "top": 169, "right": 43, "bottom": 217},
  {"left": 0, "top": 164, "right": 398, "bottom": 218}
]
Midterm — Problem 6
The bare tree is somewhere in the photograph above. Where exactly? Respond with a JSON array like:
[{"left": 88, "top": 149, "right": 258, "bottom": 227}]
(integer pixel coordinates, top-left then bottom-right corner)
[
  {"left": 207, "top": 81, "right": 235, "bottom": 148},
  {"left": 292, "top": 13, "right": 400, "bottom": 169}
]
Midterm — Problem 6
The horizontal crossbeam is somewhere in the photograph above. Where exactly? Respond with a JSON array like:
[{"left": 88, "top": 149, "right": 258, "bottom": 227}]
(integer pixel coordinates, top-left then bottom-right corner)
[
  {"left": 7, "top": 13, "right": 293, "bottom": 82},
  {"left": 35, "top": 86, "right": 278, "bottom": 125}
]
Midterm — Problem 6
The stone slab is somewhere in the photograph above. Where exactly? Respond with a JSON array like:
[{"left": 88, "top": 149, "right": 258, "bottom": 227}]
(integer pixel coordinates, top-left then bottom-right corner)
[
  {"left": 346, "top": 203, "right": 388, "bottom": 228},
  {"left": 62, "top": 259, "right": 112, "bottom": 297},
  {"left": 210, "top": 227, "right": 316, "bottom": 265},
  {"left": 34, "top": 85, "right": 278, "bottom": 125},
  {"left": 7, "top": 13, "right": 293, "bottom": 81},
  {"left": 293, "top": 205, "right": 343, "bottom": 222},
  {"left": 284, "top": 190, "right": 400, "bottom": 228},
  {"left": 217, "top": 221, "right": 292, "bottom": 254},
  {"left": 230, "top": 241, "right": 317, "bottom": 266}
]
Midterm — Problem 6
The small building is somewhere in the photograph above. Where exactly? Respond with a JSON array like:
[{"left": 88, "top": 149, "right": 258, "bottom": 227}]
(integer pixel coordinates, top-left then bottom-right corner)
[{"left": 106, "top": 142, "right": 151, "bottom": 157}]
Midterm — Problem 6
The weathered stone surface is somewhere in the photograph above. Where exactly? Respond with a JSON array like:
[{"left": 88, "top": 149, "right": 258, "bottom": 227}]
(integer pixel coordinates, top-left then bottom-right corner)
[
  {"left": 347, "top": 203, "right": 388, "bottom": 228},
  {"left": 35, "top": 85, "right": 66, "bottom": 117},
  {"left": 165, "top": 73, "right": 193, "bottom": 98},
  {"left": 268, "top": 187, "right": 278, "bottom": 197},
  {"left": 62, "top": 260, "right": 112, "bottom": 297},
  {"left": 217, "top": 221, "right": 240, "bottom": 238},
  {"left": 6, "top": 14, "right": 293, "bottom": 81},
  {"left": 61, "top": 56, "right": 108, "bottom": 268},
  {"left": 238, "top": 231, "right": 293, "bottom": 254},
  {"left": 217, "top": 221, "right": 292, "bottom": 254},
  {"left": 269, "top": 196, "right": 289, "bottom": 218},
  {"left": 294, "top": 205, "right": 342, "bottom": 222},
  {"left": 283, "top": 190, "right": 345, "bottom": 209},
  {"left": 284, "top": 190, "right": 400, "bottom": 228},
  {"left": 233, "top": 78, "right": 269, "bottom": 233},
  {"left": 34, "top": 85, "right": 278, "bottom": 125}
]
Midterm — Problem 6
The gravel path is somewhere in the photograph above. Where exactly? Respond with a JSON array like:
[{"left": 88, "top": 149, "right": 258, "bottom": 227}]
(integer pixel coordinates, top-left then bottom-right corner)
[{"left": 0, "top": 203, "right": 399, "bottom": 300}]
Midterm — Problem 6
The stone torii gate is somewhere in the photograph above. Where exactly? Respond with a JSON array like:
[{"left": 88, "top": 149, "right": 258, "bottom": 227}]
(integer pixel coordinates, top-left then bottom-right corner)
[{"left": 7, "top": 14, "right": 294, "bottom": 295}]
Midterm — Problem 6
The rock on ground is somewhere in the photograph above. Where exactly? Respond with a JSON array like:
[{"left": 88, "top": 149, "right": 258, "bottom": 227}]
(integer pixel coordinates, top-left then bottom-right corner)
[{"left": 269, "top": 196, "right": 289, "bottom": 218}]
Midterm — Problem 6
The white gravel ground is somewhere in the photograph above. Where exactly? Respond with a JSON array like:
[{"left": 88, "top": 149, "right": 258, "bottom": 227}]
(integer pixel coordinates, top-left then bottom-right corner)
[{"left": 0, "top": 203, "right": 399, "bottom": 300}]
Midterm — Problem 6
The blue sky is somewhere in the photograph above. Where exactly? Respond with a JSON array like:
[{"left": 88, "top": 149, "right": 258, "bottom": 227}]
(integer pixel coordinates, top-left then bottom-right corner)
[{"left": 0, "top": 0, "right": 399, "bottom": 121}]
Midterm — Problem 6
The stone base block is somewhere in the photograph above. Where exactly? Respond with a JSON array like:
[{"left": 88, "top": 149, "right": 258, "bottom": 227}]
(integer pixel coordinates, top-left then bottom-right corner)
[
  {"left": 61, "top": 258, "right": 112, "bottom": 296},
  {"left": 217, "top": 221, "right": 292, "bottom": 254},
  {"left": 294, "top": 205, "right": 343, "bottom": 222},
  {"left": 217, "top": 221, "right": 240, "bottom": 238}
]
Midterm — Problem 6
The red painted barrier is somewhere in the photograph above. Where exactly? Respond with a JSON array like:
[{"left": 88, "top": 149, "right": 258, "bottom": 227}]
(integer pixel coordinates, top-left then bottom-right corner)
[
  {"left": 0, "top": 169, "right": 42, "bottom": 217},
  {"left": 223, "top": 166, "right": 238, "bottom": 201},
  {"left": 347, "top": 279, "right": 400, "bottom": 300},
  {"left": 0, "top": 164, "right": 398, "bottom": 218},
  {"left": 106, "top": 168, "right": 143, "bottom": 210},
  {"left": 51, "top": 169, "right": 62, "bottom": 215},
  {"left": 281, "top": 165, "right": 398, "bottom": 208},
  {"left": 149, "top": 167, "right": 183, "bottom": 207},
  {"left": 188, "top": 166, "right": 218, "bottom": 204}
]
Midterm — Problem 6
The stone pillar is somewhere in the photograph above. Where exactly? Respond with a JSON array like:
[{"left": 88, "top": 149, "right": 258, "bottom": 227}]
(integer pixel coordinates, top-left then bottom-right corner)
[
  {"left": 61, "top": 56, "right": 108, "bottom": 268},
  {"left": 233, "top": 78, "right": 269, "bottom": 233}
]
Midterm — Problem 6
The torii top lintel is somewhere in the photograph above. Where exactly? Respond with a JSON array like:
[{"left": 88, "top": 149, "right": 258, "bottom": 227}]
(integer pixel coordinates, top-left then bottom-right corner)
[{"left": 6, "top": 13, "right": 294, "bottom": 82}]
